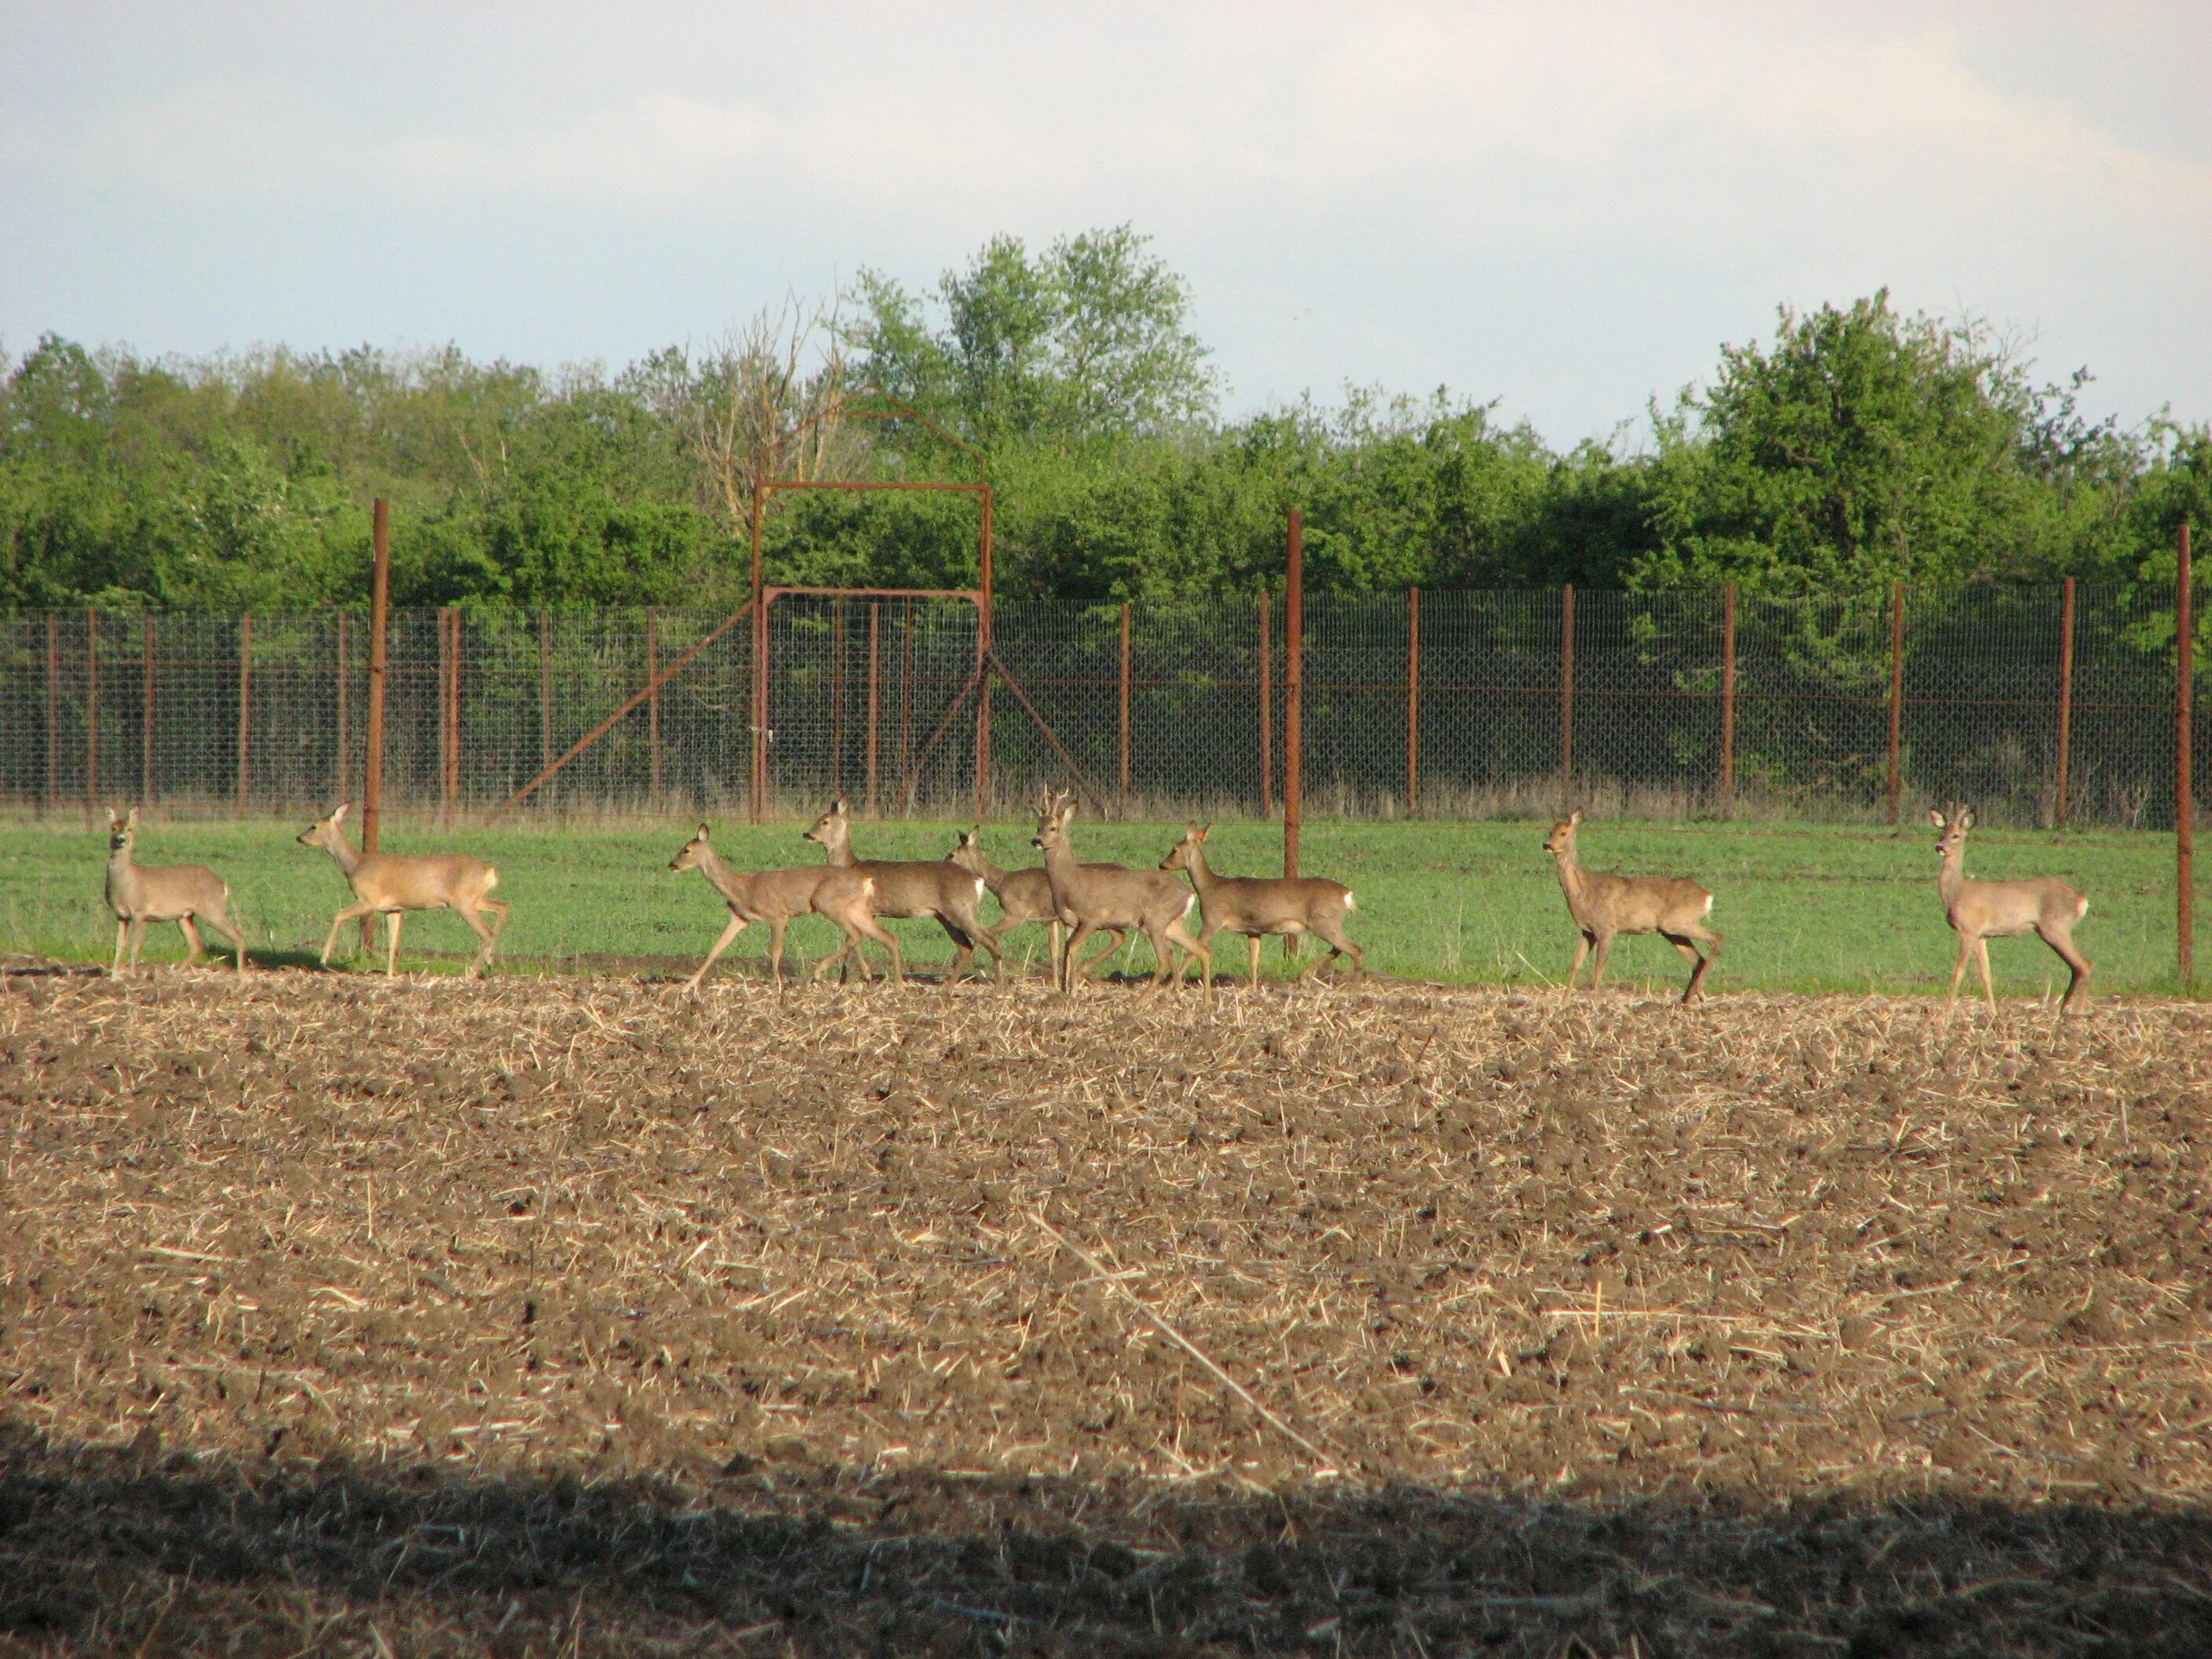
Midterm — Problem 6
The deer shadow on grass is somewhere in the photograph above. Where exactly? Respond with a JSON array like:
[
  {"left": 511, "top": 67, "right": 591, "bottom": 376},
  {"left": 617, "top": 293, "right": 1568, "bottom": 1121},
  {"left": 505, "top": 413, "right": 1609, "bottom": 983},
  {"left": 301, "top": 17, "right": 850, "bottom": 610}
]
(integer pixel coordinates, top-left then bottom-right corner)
[{"left": 3, "top": 1426, "right": 2207, "bottom": 1657}]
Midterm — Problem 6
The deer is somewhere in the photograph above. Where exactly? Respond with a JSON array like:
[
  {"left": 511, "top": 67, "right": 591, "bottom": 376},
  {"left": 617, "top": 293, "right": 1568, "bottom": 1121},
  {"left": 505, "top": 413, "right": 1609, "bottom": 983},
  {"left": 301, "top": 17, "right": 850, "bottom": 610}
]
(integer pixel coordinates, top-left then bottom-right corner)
[
  {"left": 1930, "top": 804, "right": 2091, "bottom": 1016},
  {"left": 1542, "top": 809, "right": 1721, "bottom": 1002},
  {"left": 669, "top": 824, "right": 902, "bottom": 991},
  {"left": 947, "top": 791, "right": 1130, "bottom": 976},
  {"left": 1160, "top": 824, "right": 1362, "bottom": 988},
  {"left": 803, "top": 794, "right": 1002, "bottom": 984},
  {"left": 1032, "top": 793, "right": 1211, "bottom": 1002},
  {"left": 103, "top": 808, "right": 247, "bottom": 974},
  {"left": 297, "top": 803, "right": 509, "bottom": 979}
]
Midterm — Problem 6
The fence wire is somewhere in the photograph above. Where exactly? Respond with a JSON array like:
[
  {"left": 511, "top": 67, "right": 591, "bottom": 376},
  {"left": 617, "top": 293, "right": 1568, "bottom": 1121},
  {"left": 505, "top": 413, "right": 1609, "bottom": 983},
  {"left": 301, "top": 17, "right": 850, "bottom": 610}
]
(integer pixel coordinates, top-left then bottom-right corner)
[{"left": 1, "top": 585, "right": 2202, "bottom": 828}]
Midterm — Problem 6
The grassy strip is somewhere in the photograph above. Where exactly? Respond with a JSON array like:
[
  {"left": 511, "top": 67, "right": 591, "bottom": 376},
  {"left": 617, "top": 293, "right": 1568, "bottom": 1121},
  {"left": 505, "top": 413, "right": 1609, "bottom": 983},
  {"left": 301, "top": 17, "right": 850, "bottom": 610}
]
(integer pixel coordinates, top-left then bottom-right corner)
[{"left": 0, "top": 811, "right": 2192, "bottom": 996}]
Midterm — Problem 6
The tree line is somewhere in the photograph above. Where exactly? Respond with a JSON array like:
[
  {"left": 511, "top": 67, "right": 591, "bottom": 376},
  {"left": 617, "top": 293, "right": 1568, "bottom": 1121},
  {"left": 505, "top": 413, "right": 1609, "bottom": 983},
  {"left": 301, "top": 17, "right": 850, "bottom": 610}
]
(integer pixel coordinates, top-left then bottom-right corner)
[{"left": 3, "top": 226, "right": 2205, "bottom": 613}]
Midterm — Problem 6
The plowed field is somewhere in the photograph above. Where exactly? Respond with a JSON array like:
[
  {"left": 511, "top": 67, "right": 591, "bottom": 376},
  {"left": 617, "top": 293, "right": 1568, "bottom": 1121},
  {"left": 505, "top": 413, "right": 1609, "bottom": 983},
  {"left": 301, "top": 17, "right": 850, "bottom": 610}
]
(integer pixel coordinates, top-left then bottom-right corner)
[{"left": 2, "top": 972, "right": 2210, "bottom": 1655}]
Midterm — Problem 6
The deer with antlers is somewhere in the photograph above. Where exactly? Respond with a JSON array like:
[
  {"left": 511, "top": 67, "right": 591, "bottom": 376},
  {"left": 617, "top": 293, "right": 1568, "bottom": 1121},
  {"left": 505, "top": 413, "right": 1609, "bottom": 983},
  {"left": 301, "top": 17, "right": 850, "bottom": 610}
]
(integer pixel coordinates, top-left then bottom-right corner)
[
  {"left": 804, "top": 794, "right": 1002, "bottom": 984},
  {"left": 1929, "top": 804, "right": 2090, "bottom": 1015},
  {"left": 104, "top": 808, "right": 247, "bottom": 974},
  {"left": 669, "top": 824, "right": 901, "bottom": 991},
  {"left": 1161, "top": 824, "right": 1362, "bottom": 988},
  {"left": 297, "top": 804, "right": 509, "bottom": 978},
  {"left": 1543, "top": 809, "right": 1721, "bottom": 1002},
  {"left": 1033, "top": 791, "right": 1211, "bottom": 1002}
]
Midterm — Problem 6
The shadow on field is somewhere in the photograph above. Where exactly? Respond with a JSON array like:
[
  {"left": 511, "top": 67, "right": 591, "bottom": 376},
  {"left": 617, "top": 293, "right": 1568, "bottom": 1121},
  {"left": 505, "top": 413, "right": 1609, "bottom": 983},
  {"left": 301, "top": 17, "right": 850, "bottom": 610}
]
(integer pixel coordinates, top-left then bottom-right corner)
[{"left": 4, "top": 1427, "right": 2209, "bottom": 1657}]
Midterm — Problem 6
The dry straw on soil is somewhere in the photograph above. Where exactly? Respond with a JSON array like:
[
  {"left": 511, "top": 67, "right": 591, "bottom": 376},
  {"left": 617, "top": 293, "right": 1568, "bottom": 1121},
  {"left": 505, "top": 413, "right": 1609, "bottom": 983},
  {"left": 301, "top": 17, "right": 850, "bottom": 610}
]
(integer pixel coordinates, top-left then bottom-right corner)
[{"left": 2, "top": 972, "right": 2210, "bottom": 1655}]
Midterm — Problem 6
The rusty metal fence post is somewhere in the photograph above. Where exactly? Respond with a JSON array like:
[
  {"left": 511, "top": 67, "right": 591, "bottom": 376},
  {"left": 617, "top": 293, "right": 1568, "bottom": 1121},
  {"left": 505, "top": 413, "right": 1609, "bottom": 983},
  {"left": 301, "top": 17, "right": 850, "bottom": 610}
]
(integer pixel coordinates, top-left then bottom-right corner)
[
  {"left": 1406, "top": 587, "right": 1420, "bottom": 816},
  {"left": 235, "top": 612, "right": 251, "bottom": 816},
  {"left": 2181, "top": 522, "right": 2196, "bottom": 987},
  {"left": 1888, "top": 582, "right": 1906, "bottom": 826},
  {"left": 1119, "top": 602, "right": 1133, "bottom": 813},
  {"left": 1720, "top": 582, "right": 1737, "bottom": 817},
  {"left": 648, "top": 607, "right": 664, "bottom": 805},
  {"left": 1284, "top": 511, "right": 1303, "bottom": 885},
  {"left": 1559, "top": 584, "right": 1575, "bottom": 811},
  {"left": 2056, "top": 577, "right": 2075, "bottom": 828},
  {"left": 363, "top": 499, "right": 390, "bottom": 864}
]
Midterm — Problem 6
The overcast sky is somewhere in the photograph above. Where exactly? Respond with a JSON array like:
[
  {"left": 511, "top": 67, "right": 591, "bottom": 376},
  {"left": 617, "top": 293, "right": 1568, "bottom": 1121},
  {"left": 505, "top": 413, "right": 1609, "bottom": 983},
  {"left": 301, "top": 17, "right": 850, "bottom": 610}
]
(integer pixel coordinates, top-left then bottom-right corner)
[{"left": 3, "top": 2, "right": 2207, "bottom": 448}]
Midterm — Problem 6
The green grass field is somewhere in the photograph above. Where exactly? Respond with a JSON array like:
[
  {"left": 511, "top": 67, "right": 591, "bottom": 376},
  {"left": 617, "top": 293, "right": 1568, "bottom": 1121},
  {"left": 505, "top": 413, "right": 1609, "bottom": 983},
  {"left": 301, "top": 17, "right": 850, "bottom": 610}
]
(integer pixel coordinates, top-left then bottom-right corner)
[{"left": 2, "top": 810, "right": 2195, "bottom": 998}]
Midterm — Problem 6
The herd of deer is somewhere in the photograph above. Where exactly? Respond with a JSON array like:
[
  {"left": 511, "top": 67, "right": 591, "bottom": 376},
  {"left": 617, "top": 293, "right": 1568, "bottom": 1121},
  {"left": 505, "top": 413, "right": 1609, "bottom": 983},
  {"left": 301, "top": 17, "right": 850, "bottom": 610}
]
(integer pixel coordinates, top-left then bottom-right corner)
[{"left": 99, "top": 792, "right": 2093, "bottom": 1014}]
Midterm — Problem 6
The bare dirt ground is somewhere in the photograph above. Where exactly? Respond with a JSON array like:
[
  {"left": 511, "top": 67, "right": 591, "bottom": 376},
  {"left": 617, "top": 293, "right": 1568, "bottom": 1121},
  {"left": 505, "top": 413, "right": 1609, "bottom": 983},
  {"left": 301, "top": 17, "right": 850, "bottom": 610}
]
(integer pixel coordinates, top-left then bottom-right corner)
[{"left": 2, "top": 972, "right": 2209, "bottom": 1656}]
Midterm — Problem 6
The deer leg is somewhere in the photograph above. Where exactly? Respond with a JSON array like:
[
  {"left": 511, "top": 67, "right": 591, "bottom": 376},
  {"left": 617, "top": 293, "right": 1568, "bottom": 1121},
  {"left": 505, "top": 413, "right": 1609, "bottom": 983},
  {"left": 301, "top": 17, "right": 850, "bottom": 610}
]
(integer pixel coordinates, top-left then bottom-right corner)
[
  {"left": 686, "top": 914, "right": 749, "bottom": 993},
  {"left": 1071, "top": 928, "right": 1125, "bottom": 983},
  {"left": 1565, "top": 932, "right": 1591, "bottom": 991},
  {"left": 935, "top": 917, "right": 976, "bottom": 986},
  {"left": 1247, "top": 932, "right": 1263, "bottom": 990},
  {"left": 126, "top": 917, "right": 149, "bottom": 974},
  {"left": 201, "top": 903, "right": 247, "bottom": 972},
  {"left": 1588, "top": 932, "right": 1614, "bottom": 992},
  {"left": 385, "top": 911, "right": 404, "bottom": 977},
  {"left": 1976, "top": 938, "right": 1998, "bottom": 1015},
  {"left": 459, "top": 899, "right": 505, "bottom": 979},
  {"left": 1170, "top": 917, "right": 1213, "bottom": 1003},
  {"left": 323, "top": 903, "right": 375, "bottom": 967},
  {"left": 764, "top": 917, "right": 789, "bottom": 987},
  {"left": 1946, "top": 934, "right": 1974, "bottom": 1013},
  {"left": 112, "top": 919, "right": 129, "bottom": 976},
  {"left": 1309, "top": 915, "right": 1364, "bottom": 983},
  {"left": 2042, "top": 928, "right": 2091, "bottom": 1013},
  {"left": 1663, "top": 932, "right": 1710, "bottom": 1003},
  {"left": 1061, "top": 923, "right": 1099, "bottom": 994},
  {"left": 855, "top": 912, "right": 903, "bottom": 985},
  {"left": 175, "top": 914, "right": 205, "bottom": 967}
]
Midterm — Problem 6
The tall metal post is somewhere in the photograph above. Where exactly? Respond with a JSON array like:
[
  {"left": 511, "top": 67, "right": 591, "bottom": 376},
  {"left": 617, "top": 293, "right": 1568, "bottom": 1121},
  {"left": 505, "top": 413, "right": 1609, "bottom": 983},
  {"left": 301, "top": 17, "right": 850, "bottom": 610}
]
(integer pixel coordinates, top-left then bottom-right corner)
[
  {"left": 235, "top": 612, "right": 251, "bottom": 816},
  {"left": 1406, "top": 587, "right": 1420, "bottom": 816},
  {"left": 1258, "top": 596, "right": 1273, "bottom": 816},
  {"left": 1887, "top": 582, "right": 1906, "bottom": 826},
  {"left": 1559, "top": 584, "right": 1575, "bottom": 812},
  {"left": 1119, "top": 602, "right": 1133, "bottom": 811},
  {"left": 750, "top": 479, "right": 767, "bottom": 822},
  {"left": 85, "top": 609, "right": 99, "bottom": 818},
  {"left": 362, "top": 500, "right": 390, "bottom": 948},
  {"left": 2056, "top": 577, "right": 2076, "bottom": 828},
  {"left": 2181, "top": 522, "right": 2196, "bottom": 987},
  {"left": 1284, "top": 511, "right": 1303, "bottom": 884},
  {"left": 647, "top": 608, "right": 664, "bottom": 806},
  {"left": 143, "top": 615, "right": 157, "bottom": 807},
  {"left": 866, "top": 602, "right": 881, "bottom": 815},
  {"left": 976, "top": 485, "right": 994, "bottom": 823},
  {"left": 1720, "top": 582, "right": 1737, "bottom": 816}
]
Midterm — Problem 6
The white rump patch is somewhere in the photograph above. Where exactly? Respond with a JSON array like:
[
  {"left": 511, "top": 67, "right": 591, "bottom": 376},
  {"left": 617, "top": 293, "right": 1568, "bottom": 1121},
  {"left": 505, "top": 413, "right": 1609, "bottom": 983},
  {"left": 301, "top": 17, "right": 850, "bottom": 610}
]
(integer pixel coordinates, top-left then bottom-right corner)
[
  {"left": 1181, "top": 894, "right": 1196, "bottom": 919},
  {"left": 972, "top": 877, "right": 986, "bottom": 900},
  {"left": 1702, "top": 893, "right": 1713, "bottom": 914},
  {"left": 1344, "top": 892, "right": 1356, "bottom": 910},
  {"left": 2078, "top": 895, "right": 2089, "bottom": 918}
]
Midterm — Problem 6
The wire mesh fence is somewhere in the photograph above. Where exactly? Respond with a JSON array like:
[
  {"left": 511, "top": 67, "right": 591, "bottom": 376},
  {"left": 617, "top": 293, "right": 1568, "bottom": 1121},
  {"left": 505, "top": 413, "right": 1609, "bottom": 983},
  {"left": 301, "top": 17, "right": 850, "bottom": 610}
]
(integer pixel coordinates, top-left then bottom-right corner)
[{"left": 1, "top": 584, "right": 2202, "bottom": 829}]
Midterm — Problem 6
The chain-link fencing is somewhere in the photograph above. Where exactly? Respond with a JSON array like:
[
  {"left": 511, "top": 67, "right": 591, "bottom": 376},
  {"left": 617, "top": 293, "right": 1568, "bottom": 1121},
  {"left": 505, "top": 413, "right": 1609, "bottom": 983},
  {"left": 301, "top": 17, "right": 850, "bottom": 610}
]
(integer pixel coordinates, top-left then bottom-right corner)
[{"left": 2, "top": 584, "right": 2201, "bottom": 828}]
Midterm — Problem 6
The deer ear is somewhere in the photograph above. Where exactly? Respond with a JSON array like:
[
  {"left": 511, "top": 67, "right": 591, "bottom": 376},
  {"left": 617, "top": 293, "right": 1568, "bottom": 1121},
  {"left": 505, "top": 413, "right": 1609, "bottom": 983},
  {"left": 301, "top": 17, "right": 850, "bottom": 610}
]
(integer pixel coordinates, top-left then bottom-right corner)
[
  {"left": 696, "top": 822, "right": 711, "bottom": 839},
  {"left": 331, "top": 803, "right": 350, "bottom": 824},
  {"left": 1960, "top": 808, "right": 1976, "bottom": 830},
  {"left": 1569, "top": 808, "right": 1584, "bottom": 826},
  {"left": 125, "top": 808, "right": 138, "bottom": 828},
  {"left": 1928, "top": 808, "right": 1946, "bottom": 827}
]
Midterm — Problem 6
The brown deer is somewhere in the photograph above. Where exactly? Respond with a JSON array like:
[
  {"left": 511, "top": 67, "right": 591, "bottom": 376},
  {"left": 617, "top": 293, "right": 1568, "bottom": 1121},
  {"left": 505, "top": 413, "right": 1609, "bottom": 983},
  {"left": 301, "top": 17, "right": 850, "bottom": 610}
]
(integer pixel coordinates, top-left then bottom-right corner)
[
  {"left": 1542, "top": 810, "right": 1721, "bottom": 1002},
  {"left": 669, "top": 824, "right": 902, "bottom": 991},
  {"left": 1930, "top": 804, "right": 2091, "bottom": 1015},
  {"left": 104, "top": 808, "right": 247, "bottom": 974},
  {"left": 804, "top": 795, "right": 1001, "bottom": 984},
  {"left": 297, "top": 803, "right": 509, "bottom": 978},
  {"left": 1161, "top": 825, "right": 1362, "bottom": 988},
  {"left": 1032, "top": 794, "right": 1210, "bottom": 1002},
  {"left": 947, "top": 798, "right": 1129, "bottom": 976}
]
